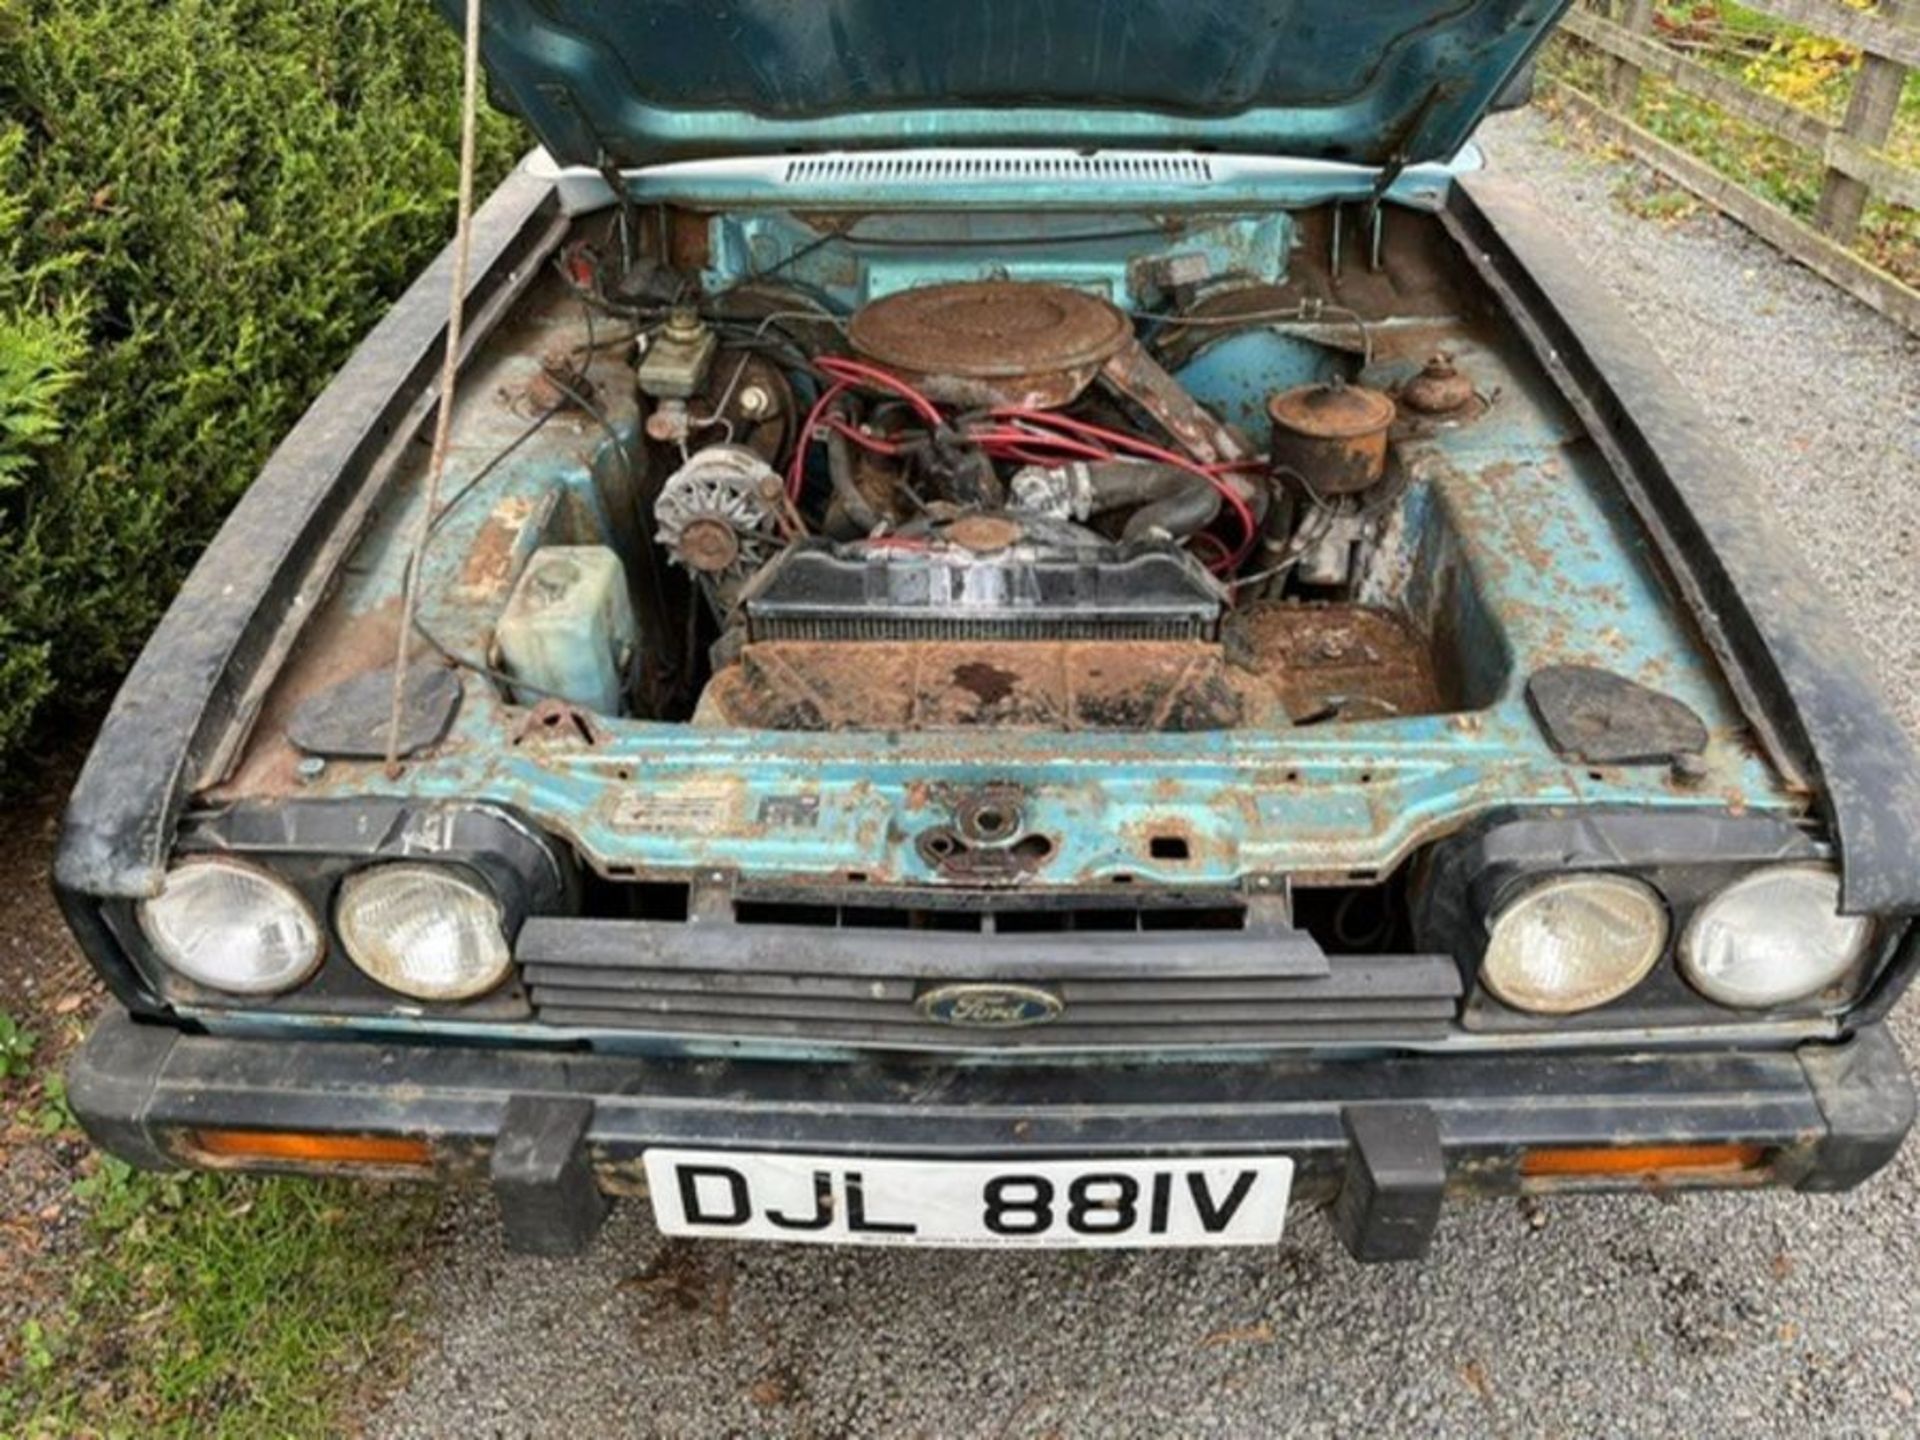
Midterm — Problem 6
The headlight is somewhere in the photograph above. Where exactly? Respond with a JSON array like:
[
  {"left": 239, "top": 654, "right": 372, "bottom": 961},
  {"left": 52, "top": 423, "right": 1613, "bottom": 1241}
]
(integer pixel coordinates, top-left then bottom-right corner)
[
  {"left": 137, "top": 858, "right": 324, "bottom": 995},
  {"left": 1680, "top": 864, "right": 1871, "bottom": 1008},
  {"left": 336, "top": 865, "right": 512, "bottom": 1001},
  {"left": 1481, "top": 874, "right": 1668, "bottom": 1014}
]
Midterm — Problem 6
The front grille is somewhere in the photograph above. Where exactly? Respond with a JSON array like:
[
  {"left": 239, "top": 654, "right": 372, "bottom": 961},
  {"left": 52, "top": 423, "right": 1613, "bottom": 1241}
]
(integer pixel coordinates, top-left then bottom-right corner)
[{"left": 517, "top": 917, "right": 1461, "bottom": 1053}]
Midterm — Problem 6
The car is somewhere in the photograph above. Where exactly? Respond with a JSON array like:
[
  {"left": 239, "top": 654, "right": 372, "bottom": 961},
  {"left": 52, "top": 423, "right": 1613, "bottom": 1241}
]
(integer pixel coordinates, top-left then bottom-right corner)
[{"left": 55, "top": 0, "right": 1920, "bottom": 1261}]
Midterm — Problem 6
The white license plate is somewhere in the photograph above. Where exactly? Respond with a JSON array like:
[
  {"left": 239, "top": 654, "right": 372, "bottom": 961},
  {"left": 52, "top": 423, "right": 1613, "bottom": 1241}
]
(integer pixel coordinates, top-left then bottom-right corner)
[{"left": 642, "top": 1150, "right": 1293, "bottom": 1249}]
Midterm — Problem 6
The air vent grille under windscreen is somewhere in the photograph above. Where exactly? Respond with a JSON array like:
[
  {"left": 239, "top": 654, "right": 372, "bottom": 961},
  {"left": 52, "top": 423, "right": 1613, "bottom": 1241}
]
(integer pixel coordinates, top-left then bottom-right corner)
[{"left": 782, "top": 154, "right": 1216, "bottom": 187}]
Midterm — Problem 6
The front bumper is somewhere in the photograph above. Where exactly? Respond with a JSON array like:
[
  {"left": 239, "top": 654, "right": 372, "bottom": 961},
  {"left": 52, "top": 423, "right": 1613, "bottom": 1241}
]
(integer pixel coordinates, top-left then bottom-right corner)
[{"left": 69, "top": 1007, "right": 1914, "bottom": 1262}]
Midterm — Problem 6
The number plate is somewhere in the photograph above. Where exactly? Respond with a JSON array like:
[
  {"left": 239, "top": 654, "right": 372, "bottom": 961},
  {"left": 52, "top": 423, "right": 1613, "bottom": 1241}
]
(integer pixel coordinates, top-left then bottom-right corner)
[{"left": 642, "top": 1150, "right": 1293, "bottom": 1249}]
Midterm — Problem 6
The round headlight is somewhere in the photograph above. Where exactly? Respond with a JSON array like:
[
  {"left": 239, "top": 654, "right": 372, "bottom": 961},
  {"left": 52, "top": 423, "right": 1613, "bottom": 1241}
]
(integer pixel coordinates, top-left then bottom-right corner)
[
  {"left": 1680, "top": 864, "right": 1871, "bottom": 1008},
  {"left": 137, "top": 858, "right": 324, "bottom": 995},
  {"left": 337, "top": 865, "right": 512, "bottom": 1001},
  {"left": 1482, "top": 874, "right": 1668, "bottom": 1015}
]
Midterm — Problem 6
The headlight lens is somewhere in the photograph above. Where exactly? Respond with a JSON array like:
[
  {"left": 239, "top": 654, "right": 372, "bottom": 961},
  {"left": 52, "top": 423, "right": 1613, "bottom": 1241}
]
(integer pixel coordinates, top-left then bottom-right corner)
[
  {"left": 1680, "top": 864, "right": 1871, "bottom": 1008},
  {"left": 137, "top": 858, "right": 324, "bottom": 995},
  {"left": 1482, "top": 874, "right": 1668, "bottom": 1014},
  {"left": 337, "top": 865, "right": 512, "bottom": 1001}
]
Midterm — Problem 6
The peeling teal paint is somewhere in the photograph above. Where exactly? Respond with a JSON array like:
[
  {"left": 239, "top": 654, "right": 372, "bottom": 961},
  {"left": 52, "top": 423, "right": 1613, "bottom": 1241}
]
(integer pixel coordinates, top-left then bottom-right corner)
[{"left": 283, "top": 220, "right": 1798, "bottom": 895}]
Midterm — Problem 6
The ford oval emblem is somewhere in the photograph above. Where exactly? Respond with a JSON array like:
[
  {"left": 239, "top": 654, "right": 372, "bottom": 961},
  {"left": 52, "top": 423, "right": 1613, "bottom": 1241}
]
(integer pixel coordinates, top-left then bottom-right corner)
[{"left": 915, "top": 982, "right": 1064, "bottom": 1029}]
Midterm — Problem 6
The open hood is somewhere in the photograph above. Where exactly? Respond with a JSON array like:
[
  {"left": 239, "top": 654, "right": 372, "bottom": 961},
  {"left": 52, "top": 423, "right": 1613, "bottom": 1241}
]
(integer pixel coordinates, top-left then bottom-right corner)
[{"left": 447, "top": 0, "right": 1569, "bottom": 173}]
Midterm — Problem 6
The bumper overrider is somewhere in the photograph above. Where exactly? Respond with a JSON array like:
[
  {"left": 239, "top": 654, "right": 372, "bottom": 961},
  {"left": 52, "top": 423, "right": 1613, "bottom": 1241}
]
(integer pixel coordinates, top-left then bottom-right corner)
[{"left": 69, "top": 1007, "right": 1914, "bottom": 1262}]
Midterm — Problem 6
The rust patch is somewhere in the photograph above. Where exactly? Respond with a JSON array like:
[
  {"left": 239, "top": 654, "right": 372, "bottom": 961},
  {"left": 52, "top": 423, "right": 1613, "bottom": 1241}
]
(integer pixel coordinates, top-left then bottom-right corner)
[
  {"left": 941, "top": 513, "right": 1025, "bottom": 554},
  {"left": 1267, "top": 381, "right": 1396, "bottom": 494},
  {"left": 848, "top": 280, "right": 1129, "bottom": 409},
  {"left": 1117, "top": 814, "right": 1238, "bottom": 869},
  {"left": 915, "top": 783, "right": 1056, "bottom": 883},
  {"left": 694, "top": 640, "right": 1273, "bottom": 732},
  {"left": 1099, "top": 337, "right": 1252, "bottom": 464},
  {"left": 459, "top": 494, "right": 539, "bottom": 594},
  {"left": 512, "top": 698, "right": 605, "bottom": 749},
  {"left": 950, "top": 660, "right": 1019, "bottom": 706},
  {"left": 665, "top": 207, "right": 712, "bottom": 272},
  {"left": 1235, "top": 602, "right": 1448, "bottom": 723}
]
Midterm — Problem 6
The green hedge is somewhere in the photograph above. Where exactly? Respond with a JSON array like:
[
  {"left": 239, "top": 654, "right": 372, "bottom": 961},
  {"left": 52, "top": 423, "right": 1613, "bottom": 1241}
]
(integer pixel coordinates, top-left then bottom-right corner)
[{"left": 0, "top": 0, "right": 521, "bottom": 790}]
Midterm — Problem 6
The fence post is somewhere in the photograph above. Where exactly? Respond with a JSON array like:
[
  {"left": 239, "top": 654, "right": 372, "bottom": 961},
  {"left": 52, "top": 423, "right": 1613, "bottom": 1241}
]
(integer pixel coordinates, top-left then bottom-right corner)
[
  {"left": 1608, "top": 0, "right": 1658, "bottom": 110},
  {"left": 1816, "top": 0, "right": 1915, "bottom": 242}
]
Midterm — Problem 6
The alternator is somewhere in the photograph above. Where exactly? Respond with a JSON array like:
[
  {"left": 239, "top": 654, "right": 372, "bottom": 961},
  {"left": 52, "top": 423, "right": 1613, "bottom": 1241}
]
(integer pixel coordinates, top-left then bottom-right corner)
[{"left": 653, "top": 445, "right": 786, "bottom": 609}]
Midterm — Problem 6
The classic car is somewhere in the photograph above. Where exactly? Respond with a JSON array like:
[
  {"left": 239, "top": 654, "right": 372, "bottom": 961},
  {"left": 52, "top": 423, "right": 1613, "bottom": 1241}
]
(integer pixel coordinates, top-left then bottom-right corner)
[{"left": 56, "top": 0, "right": 1920, "bottom": 1260}]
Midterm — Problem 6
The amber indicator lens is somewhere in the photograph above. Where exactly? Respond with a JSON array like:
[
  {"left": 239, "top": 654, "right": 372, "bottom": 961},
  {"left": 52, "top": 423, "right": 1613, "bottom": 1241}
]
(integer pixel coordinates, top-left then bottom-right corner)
[
  {"left": 187, "top": 1128, "right": 433, "bottom": 1169},
  {"left": 1519, "top": 1142, "right": 1766, "bottom": 1178}
]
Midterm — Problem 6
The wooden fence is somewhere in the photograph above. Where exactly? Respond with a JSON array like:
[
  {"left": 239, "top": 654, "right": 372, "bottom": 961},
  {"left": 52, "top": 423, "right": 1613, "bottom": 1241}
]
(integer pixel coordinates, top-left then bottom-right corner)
[{"left": 1550, "top": 0, "right": 1920, "bottom": 332}]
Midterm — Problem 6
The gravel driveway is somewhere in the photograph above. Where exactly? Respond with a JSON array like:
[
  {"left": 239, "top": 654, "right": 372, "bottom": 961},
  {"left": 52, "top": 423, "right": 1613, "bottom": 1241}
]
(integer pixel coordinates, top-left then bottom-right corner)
[{"left": 366, "top": 109, "right": 1920, "bottom": 1440}]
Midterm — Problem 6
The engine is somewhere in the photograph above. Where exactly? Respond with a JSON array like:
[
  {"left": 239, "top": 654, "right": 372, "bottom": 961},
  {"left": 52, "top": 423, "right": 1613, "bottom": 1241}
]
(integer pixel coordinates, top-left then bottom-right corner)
[{"left": 508, "top": 264, "right": 1441, "bottom": 734}]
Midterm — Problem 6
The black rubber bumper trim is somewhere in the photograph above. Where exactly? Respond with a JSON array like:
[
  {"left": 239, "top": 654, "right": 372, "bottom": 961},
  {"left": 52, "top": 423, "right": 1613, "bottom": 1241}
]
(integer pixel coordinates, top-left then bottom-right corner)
[
  {"left": 1334, "top": 1104, "right": 1446, "bottom": 1263},
  {"left": 492, "top": 1095, "right": 609, "bottom": 1257},
  {"left": 66, "top": 1010, "right": 1913, "bottom": 1261},
  {"left": 1795, "top": 1022, "right": 1916, "bottom": 1191}
]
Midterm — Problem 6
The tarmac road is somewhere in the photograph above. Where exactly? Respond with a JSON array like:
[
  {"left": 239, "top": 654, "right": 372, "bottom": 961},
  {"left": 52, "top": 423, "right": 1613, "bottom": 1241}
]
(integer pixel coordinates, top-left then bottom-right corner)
[{"left": 366, "top": 109, "right": 1920, "bottom": 1439}]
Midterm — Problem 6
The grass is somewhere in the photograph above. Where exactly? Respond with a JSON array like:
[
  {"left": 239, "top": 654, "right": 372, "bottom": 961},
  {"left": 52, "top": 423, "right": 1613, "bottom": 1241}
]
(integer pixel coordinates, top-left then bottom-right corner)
[
  {"left": 0, "top": 1029, "right": 436, "bottom": 1437},
  {"left": 1544, "top": 0, "right": 1920, "bottom": 287},
  {"left": 0, "top": 1011, "right": 36, "bottom": 1080}
]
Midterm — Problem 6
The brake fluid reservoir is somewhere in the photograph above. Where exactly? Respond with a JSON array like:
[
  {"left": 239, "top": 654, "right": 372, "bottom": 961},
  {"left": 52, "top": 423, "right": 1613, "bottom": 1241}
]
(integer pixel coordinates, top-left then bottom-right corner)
[{"left": 496, "top": 546, "right": 637, "bottom": 714}]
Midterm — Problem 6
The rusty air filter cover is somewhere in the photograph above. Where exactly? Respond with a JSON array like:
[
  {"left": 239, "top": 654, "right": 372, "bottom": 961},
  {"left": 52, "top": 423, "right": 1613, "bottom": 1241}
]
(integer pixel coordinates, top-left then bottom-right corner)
[
  {"left": 848, "top": 280, "right": 1132, "bottom": 409},
  {"left": 1266, "top": 380, "right": 1397, "bottom": 495}
]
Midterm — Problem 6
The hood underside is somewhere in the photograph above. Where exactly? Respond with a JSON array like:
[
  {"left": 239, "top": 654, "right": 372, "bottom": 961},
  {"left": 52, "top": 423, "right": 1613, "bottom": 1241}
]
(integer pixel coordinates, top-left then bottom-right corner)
[{"left": 448, "top": 0, "right": 1569, "bottom": 172}]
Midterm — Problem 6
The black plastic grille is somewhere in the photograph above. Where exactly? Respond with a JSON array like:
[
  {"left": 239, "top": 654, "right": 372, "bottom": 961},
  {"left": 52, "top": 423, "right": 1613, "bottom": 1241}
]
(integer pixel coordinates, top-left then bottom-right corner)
[{"left": 517, "top": 917, "right": 1461, "bottom": 1053}]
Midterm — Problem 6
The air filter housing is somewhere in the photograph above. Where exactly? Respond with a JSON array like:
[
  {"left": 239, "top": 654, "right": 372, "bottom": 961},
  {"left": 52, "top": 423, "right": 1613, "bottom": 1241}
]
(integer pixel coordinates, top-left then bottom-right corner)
[{"left": 847, "top": 280, "right": 1131, "bottom": 409}]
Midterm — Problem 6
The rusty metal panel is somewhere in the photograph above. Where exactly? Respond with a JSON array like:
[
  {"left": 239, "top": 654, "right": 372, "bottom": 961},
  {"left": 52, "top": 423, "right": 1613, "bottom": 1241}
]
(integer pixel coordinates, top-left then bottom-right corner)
[
  {"left": 249, "top": 250, "right": 1804, "bottom": 897},
  {"left": 1236, "top": 604, "right": 1447, "bottom": 723},
  {"left": 696, "top": 640, "right": 1264, "bottom": 731}
]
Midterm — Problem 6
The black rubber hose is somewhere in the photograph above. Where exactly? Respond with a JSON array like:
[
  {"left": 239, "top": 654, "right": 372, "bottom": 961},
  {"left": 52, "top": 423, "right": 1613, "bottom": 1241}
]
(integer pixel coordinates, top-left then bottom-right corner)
[
  {"left": 1073, "top": 461, "right": 1223, "bottom": 541},
  {"left": 1078, "top": 460, "right": 1182, "bottom": 508},
  {"left": 1124, "top": 479, "right": 1222, "bottom": 542},
  {"left": 825, "top": 400, "right": 884, "bottom": 534}
]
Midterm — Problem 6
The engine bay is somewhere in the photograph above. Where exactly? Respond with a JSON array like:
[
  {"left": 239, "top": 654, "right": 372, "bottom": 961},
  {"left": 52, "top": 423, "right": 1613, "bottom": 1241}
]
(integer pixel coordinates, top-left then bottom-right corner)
[
  {"left": 446, "top": 206, "right": 1510, "bottom": 739},
  {"left": 207, "top": 191, "right": 1793, "bottom": 896}
]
